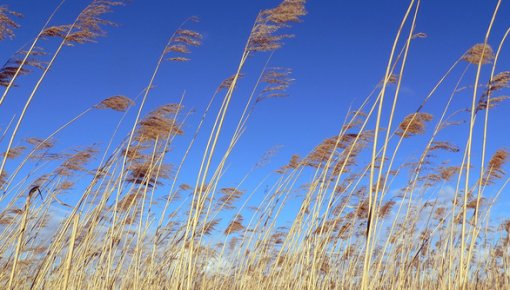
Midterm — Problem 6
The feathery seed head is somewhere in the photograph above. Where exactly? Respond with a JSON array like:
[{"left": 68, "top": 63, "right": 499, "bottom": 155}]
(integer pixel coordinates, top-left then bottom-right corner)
[
  {"left": 397, "top": 112, "right": 433, "bottom": 137},
  {"left": 136, "top": 104, "right": 184, "bottom": 141},
  {"left": 165, "top": 22, "right": 202, "bottom": 62},
  {"left": 26, "top": 137, "right": 54, "bottom": 150},
  {"left": 248, "top": 0, "right": 307, "bottom": 52},
  {"left": 64, "top": 0, "right": 124, "bottom": 45},
  {"left": 0, "top": 49, "right": 46, "bottom": 87},
  {"left": 462, "top": 43, "right": 494, "bottom": 64},
  {"left": 0, "top": 6, "right": 22, "bottom": 40},
  {"left": 3, "top": 146, "right": 26, "bottom": 159},
  {"left": 96, "top": 95, "right": 134, "bottom": 112}
]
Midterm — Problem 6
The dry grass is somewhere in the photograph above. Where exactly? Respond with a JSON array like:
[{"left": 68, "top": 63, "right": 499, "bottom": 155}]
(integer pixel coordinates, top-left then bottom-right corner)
[{"left": 0, "top": 0, "right": 509, "bottom": 289}]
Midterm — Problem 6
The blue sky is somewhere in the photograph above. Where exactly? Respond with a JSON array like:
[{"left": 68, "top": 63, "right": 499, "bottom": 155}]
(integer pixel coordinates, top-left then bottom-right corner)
[{"left": 2, "top": 0, "right": 510, "bottom": 224}]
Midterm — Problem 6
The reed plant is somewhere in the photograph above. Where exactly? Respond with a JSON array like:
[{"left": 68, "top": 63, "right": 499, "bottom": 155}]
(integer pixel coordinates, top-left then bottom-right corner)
[{"left": 1, "top": 0, "right": 510, "bottom": 289}]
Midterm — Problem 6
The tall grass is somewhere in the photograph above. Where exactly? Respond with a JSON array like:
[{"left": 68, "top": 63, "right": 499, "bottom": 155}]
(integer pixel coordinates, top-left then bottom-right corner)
[{"left": 1, "top": 0, "right": 510, "bottom": 289}]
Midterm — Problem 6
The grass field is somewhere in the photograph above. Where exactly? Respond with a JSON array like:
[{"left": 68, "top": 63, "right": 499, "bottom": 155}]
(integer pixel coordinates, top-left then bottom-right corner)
[{"left": 1, "top": 0, "right": 510, "bottom": 289}]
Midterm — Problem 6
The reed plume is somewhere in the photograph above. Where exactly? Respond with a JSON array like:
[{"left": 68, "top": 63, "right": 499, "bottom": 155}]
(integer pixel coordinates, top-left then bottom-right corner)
[
  {"left": 0, "top": 49, "right": 45, "bottom": 87},
  {"left": 396, "top": 112, "right": 433, "bottom": 137},
  {"left": 0, "top": 6, "right": 22, "bottom": 41},
  {"left": 248, "top": 0, "right": 306, "bottom": 52},
  {"left": 96, "top": 95, "right": 134, "bottom": 112},
  {"left": 462, "top": 43, "right": 495, "bottom": 64},
  {"left": 1, "top": 1, "right": 510, "bottom": 289},
  {"left": 165, "top": 19, "right": 202, "bottom": 62}
]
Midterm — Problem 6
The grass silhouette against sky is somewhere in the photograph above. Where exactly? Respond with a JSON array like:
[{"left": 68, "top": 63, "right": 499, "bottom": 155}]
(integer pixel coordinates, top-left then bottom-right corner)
[{"left": 1, "top": 0, "right": 510, "bottom": 289}]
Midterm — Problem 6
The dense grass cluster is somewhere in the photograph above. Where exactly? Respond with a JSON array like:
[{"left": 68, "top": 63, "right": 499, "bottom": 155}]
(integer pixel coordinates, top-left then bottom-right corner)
[{"left": 1, "top": 0, "right": 510, "bottom": 289}]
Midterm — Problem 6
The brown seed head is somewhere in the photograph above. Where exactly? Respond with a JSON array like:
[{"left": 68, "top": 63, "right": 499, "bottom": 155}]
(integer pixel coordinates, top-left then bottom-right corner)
[
  {"left": 96, "top": 95, "right": 134, "bottom": 112},
  {"left": 56, "top": 147, "right": 97, "bottom": 176},
  {"left": 489, "top": 149, "right": 508, "bottom": 171},
  {"left": 218, "top": 188, "right": 244, "bottom": 209},
  {"left": 41, "top": 25, "right": 70, "bottom": 39},
  {"left": 430, "top": 141, "right": 460, "bottom": 153},
  {"left": 379, "top": 200, "right": 396, "bottom": 218},
  {"left": 262, "top": 0, "right": 306, "bottom": 24},
  {"left": 0, "top": 6, "right": 22, "bottom": 40},
  {"left": 482, "top": 149, "right": 509, "bottom": 185},
  {"left": 165, "top": 23, "right": 202, "bottom": 62},
  {"left": 257, "top": 67, "right": 293, "bottom": 103},
  {"left": 118, "top": 192, "right": 141, "bottom": 211},
  {"left": 462, "top": 43, "right": 494, "bottom": 64},
  {"left": 137, "top": 104, "right": 184, "bottom": 141},
  {"left": 248, "top": 0, "right": 307, "bottom": 52},
  {"left": 1, "top": 49, "right": 46, "bottom": 87},
  {"left": 65, "top": 0, "right": 124, "bottom": 45},
  {"left": 126, "top": 161, "right": 171, "bottom": 187},
  {"left": 3, "top": 146, "right": 25, "bottom": 159},
  {"left": 202, "top": 218, "right": 220, "bottom": 236},
  {"left": 26, "top": 137, "right": 54, "bottom": 150},
  {"left": 224, "top": 215, "right": 245, "bottom": 235},
  {"left": 489, "top": 71, "right": 510, "bottom": 92},
  {"left": 397, "top": 112, "right": 433, "bottom": 137},
  {"left": 439, "top": 166, "right": 460, "bottom": 181},
  {"left": 218, "top": 73, "right": 245, "bottom": 91}
]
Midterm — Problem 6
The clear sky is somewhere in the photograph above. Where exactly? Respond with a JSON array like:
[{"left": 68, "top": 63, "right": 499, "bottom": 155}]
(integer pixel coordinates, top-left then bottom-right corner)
[{"left": 2, "top": 0, "right": 510, "bottom": 222}]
